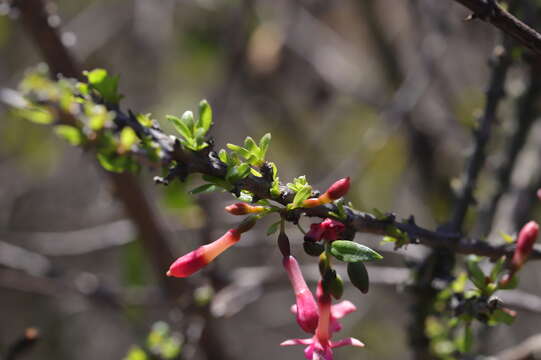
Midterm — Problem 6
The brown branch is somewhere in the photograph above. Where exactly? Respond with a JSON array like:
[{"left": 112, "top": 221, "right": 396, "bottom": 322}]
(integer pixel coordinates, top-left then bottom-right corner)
[
  {"left": 4, "top": 327, "right": 40, "bottom": 360},
  {"left": 452, "top": 0, "right": 541, "bottom": 57}
]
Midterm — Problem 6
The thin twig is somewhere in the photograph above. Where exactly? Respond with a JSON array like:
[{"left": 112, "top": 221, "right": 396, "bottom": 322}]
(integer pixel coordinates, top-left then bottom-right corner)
[
  {"left": 452, "top": 0, "right": 541, "bottom": 57},
  {"left": 449, "top": 43, "right": 512, "bottom": 233},
  {"left": 478, "top": 64, "right": 541, "bottom": 236}
]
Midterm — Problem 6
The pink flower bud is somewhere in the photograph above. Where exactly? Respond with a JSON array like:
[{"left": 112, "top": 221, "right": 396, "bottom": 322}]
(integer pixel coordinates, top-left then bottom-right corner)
[
  {"left": 225, "top": 202, "right": 265, "bottom": 215},
  {"left": 283, "top": 256, "right": 319, "bottom": 333},
  {"left": 511, "top": 221, "right": 539, "bottom": 270},
  {"left": 167, "top": 229, "right": 240, "bottom": 278}
]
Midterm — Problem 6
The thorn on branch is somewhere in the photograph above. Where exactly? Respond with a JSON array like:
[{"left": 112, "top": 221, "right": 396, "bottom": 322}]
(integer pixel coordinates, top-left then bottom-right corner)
[{"left": 5, "top": 327, "right": 40, "bottom": 360}]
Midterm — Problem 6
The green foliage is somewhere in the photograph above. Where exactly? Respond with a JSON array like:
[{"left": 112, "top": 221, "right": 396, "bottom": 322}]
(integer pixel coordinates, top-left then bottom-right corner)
[
  {"left": 123, "top": 322, "right": 182, "bottom": 360},
  {"left": 54, "top": 125, "right": 83, "bottom": 146},
  {"left": 84, "top": 68, "right": 123, "bottom": 104},
  {"left": 227, "top": 133, "right": 271, "bottom": 167},
  {"left": 287, "top": 176, "right": 312, "bottom": 209},
  {"left": 348, "top": 261, "right": 370, "bottom": 294},
  {"left": 330, "top": 240, "right": 383, "bottom": 262},
  {"left": 166, "top": 99, "right": 213, "bottom": 151}
]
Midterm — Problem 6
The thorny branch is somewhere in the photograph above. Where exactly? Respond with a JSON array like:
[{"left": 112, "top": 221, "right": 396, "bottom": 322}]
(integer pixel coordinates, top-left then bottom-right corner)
[{"left": 452, "top": 0, "right": 541, "bottom": 57}]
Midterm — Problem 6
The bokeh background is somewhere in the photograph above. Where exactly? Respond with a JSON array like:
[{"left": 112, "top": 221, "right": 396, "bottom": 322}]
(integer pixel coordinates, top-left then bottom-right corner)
[{"left": 1, "top": 0, "right": 541, "bottom": 359}]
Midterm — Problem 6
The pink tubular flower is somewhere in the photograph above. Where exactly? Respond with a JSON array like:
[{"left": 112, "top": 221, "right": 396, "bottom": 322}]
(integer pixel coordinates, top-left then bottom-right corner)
[
  {"left": 167, "top": 229, "right": 241, "bottom": 278},
  {"left": 167, "top": 217, "right": 256, "bottom": 278},
  {"left": 291, "top": 300, "right": 357, "bottom": 333},
  {"left": 511, "top": 220, "right": 539, "bottom": 271},
  {"left": 281, "top": 282, "right": 364, "bottom": 360},
  {"left": 303, "top": 177, "right": 351, "bottom": 208},
  {"left": 304, "top": 219, "right": 345, "bottom": 242},
  {"left": 283, "top": 256, "right": 319, "bottom": 333}
]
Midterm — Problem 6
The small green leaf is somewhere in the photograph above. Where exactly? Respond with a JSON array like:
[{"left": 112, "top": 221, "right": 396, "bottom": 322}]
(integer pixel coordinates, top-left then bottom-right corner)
[
  {"left": 303, "top": 241, "right": 325, "bottom": 256},
  {"left": 292, "top": 186, "right": 312, "bottom": 207},
  {"left": 259, "top": 133, "right": 271, "bottom": 158},
  {"left": 14, "top": 107, "right": 53, "bottom": 124},
  {"left": 330, "top": 240, "right": 383, "bottom": 262},
  {"left": 499, "top": 274, "right": 518, "bottom": 290},
  {"left": 190, "top": 184, "right": 218, "bottom": 194},
  {"left": 490, "top": 257, "right": 506, "bottom": 282},
  {"left": 466, "top": 256, "right": 486, "bottom": 290},
  {"left": 455, "top": 324, "right": 473, "bottom": 353},
  {"left": 266, "top": 221, "right": 281, "bottom": 236},
  {"left": 243, "top": 136, "right": 258, "bottom": 153},
  {"left": 348, "top": 261, "right": 370, "bottom": 294},
  {"left": 197, "top": 100, "right": 212, "bottom": 133},
  {"left": 84, "top": 68, "right": 122, "bottom": 104},
  {"left": 120, "top": 127, "right": 138, "bottom": 150},
  {"left": 489, "top": 308, "right": 516, "bottom": 325},
  {"left": 137, "top": 113, "right": 153, "bottom": 127},
  {"left": 499, "top": 231, "right": 515, "bottom": 244},
  {"left": 218, "top": 149, "right": 229, "bottom": 164},
  {"left": 166, "top": 115, "right": 192, "bottom": 140},
  {"left": 181, "top": 111, "right": 195, "bottom": 132},
  {"left": 54, "top": 125, "right": 83, "bottom": 145}
]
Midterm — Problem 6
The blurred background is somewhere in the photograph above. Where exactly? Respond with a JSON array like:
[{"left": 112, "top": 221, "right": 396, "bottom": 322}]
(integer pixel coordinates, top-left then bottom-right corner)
[{"left": 1, "top": 0, "right": 541, "bottom": 359}]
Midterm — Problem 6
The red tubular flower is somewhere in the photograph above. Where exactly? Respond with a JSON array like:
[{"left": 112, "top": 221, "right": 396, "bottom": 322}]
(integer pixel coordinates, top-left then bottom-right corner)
[
  {"left": 323, "top": 177, "right": 351, "bottom": 202},
  {"left": 304, "top": 219, "right": 345, "bottom": 242},
  {"left": 303, "top": 177, "right": 351, "bottom": 208},
  {"left": 167, "top": 229, "right": 241, "bottom": 278},
  {"left": 283, "top": 256, "right": 319, "bottom": 333},
  {"left": 511, "top": 220, "right": 539, "bottom": 271},
  {"left": 225, "top": 202, "right": 265, "bottom": 215}
]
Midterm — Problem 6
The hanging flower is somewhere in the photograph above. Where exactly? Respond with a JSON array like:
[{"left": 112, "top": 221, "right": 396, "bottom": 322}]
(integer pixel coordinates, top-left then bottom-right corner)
[
  {"left": 283, "top": 256, "right": 319, "bottom": 333},
  {"left": 281, "top": 282, "right": 364, "bottom": 359},
  {"left": 304, "top": 219, "right": 345, "bottom": 242},
  {"left": 166, "top": 217, "right": 256, "bottom": 278}
]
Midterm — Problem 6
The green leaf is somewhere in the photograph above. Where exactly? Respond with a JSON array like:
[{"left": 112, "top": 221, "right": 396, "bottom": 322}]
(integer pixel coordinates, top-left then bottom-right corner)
[
  {"left": 218, "top": 149, "right": 229, "bottom": 164},
  {"left": 190, "top": 184, "right": 218, "bottom": 194},
  {"left": 181, "top": 111, "right": 195, "bottom": 132},
  {"left": 322, "top": 270, "right": 343, "bottom": 300},
  {"left": 84, "top": 68, "right": 122, "bottom": 104},
  {"left": 489, "top": 308, "right": 516, "bottom": 325},
  {"left": 120, "top": 127, "right": 138, "bottom": 150},
  {"left": 197, "top": 100, "right": 212, "bottom": 133},
  {"left": 166, "top": 115, "right": 192, "bottom": 141},
  {"left": 227, "top": 143, "right": 252, "bottom": 159},
  {"left": 243, "top": 136, "right": 258, "bottom": 153},
  {"left": 259, "top": 133, "right": 271, "bottom": 158},
  {"left": 303, "top": 241, "right": 325, "bottom": 256},
  {"left": 292, "top": 186, "right": 312, "bottom": 207},
  {"left": 498, "top": 274, "right": 518, "bottom": 290},
  {"left": 455, "top": 324, "right": 473, "bottom": 353},
  {"left": 499, "top": 231, "right": 515, "bottom": 244},
  {"left": 136, "top": 113, "right": 153, "bottom": 127},
  {"left": 14, "top": 107, "right": 53, "bottom": 124},
  {"left": 266, "top": 221, "right": 281, "bottom": 236},
  {"left": 348, "top": 261, "right": 370, "bottom": 294},
  {"left": 466, "top": 256, "right": 486, "bottom": 290},
  {"left": 330, "top": 240, "right": 383, "bottom": 262},
  {"left": 490, "top": 257, "right": 506, "bottom": 282},
  {"left": 202, "top": 175, "right": 233, "bottom": 191},
  {"left": 123, "top": 346, "right": 148, "bottom": 360},
  {"left": 54, "top": 125, "right": 83, "bottom": 145}
]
